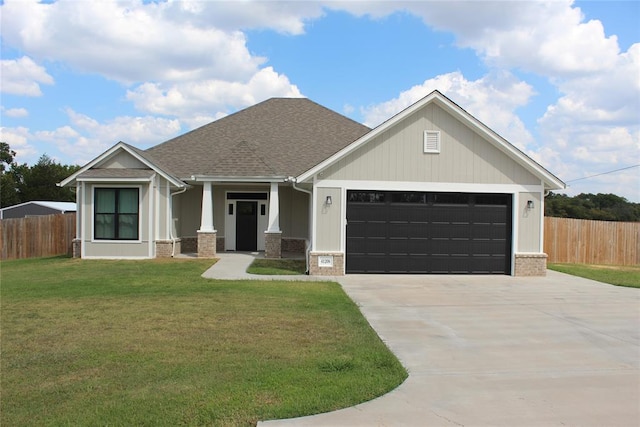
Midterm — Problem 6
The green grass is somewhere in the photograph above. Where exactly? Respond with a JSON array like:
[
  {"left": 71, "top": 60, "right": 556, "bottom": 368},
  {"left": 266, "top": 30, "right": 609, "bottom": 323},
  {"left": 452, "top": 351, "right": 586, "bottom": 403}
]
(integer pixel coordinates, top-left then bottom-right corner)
[
  {"left": 548, "top": 263, "right": 640, "bottom": 288},
  {"left": 247, "top": 258, "right": 307, "bottom": 275},
  {"left": 1, "top": 257, "right": 407, "bottom": 426}
]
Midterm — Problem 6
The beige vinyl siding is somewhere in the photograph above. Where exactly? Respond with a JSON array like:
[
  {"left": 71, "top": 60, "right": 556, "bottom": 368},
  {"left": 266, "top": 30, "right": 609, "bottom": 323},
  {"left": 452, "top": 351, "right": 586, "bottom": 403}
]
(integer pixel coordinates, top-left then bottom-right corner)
[
  {"left": 279, "top": 186, "right": 309, "bottom": 238},
  {"left": 315, "top": 188, "right": 342, "bottom": 251},
  {"left": 517, "top": 191, "right": 542, "bottom": 252},
  {"left": 175, "top": 186, "right": 202, "bottom": 238},
  {"left": 321, "top": 104, "right": 539, "bottom": 185},
  {"left": 155, "top": 176, "right": 171, "bottom": 240}
]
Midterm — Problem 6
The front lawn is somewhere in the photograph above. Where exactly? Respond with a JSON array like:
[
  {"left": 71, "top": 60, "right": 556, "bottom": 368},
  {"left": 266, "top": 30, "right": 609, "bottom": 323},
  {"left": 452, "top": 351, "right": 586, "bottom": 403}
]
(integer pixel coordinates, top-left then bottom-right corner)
[
  {"left": 548, "top": 263, "right": 640, "bottom": 288},
  {"left": 1, "top": 257, "right": 407, "bottom": 426},
  {"left": 247, "top": 258, "right": 307, "bottom": 275}
]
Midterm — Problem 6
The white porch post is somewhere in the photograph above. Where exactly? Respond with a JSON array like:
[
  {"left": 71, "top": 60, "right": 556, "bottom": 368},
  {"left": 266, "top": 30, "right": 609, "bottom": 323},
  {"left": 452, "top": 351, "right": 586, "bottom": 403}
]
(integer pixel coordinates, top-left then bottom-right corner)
[
  {"left": 267, "top": 182, "right": 280, "bottom": 232},
  {"left": 197, "top": 181, "right": 217, "bottom": 257},
  {"left": 265, "top": 182, "right": 282, "bottom": 258},
  {"left": 199, "top": 181, "right": 215, "bottom": 232}
]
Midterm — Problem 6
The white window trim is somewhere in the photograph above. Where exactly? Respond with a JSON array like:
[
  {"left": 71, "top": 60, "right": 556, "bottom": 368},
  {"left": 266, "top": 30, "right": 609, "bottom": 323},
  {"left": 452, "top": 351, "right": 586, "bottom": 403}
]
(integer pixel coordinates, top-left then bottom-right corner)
[
  {"left": 424, "top": 130, "right": 441, "bottom": 153},
  {"left": 91, "top": 184, "right": 143, "bottom": 243}
]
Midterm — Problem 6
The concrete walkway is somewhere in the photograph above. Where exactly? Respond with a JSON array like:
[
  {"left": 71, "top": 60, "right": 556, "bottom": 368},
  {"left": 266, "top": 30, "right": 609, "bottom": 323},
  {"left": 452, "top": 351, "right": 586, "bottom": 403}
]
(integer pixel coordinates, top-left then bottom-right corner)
[
  {"left": 201, "top": 252, "right": 335, "bottom": 281},
  {"left": 203, "top": 254, "right": 640, "bottom": 426}
]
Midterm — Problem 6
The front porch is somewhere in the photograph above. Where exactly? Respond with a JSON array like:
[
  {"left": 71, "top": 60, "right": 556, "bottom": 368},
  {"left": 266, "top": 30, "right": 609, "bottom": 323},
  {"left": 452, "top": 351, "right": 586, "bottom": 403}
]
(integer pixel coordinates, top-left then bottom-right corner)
[{"left": 162, "top": 180, "right": 310, "bottom": 260}]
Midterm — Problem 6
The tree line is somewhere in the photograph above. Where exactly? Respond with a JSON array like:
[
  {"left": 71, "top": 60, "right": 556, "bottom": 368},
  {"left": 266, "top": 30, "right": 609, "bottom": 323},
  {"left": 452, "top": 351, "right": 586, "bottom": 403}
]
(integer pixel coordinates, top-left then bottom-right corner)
[
  {"left": 1, "top": 142, "right": 80, "bottom": 208},
  {"left": 544, "top": 192, "right": 640, "bottom": 222}
]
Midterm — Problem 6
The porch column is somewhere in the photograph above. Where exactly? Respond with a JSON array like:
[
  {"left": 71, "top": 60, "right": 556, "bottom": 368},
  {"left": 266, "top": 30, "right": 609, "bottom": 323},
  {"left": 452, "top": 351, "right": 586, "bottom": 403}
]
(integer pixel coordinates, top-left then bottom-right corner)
[
  {"left": 265, "top": 182, "right": 282, "bottom": 258},
  {"left": 198, "top": 181, "right": 217, "bottom": 257}
]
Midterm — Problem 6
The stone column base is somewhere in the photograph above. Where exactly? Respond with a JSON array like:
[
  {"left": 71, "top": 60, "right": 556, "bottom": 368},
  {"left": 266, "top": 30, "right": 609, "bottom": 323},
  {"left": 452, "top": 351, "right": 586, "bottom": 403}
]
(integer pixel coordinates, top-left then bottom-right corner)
[
  {"left": 514, "top": 253, "right": 548, "bottom": 276},
  {"left": 309, "top": 252, "right": 344, "bottom": 276},
  {"left": 155, "top": 240, "right": 175, "bottom": 258},
  {"left": 265, "top": 231, "right": 282, "bottom": 259},
  {"left": 72, "top": 238, "right": 81, "bottom": 258},
  {"left": 197, "top": 231, "right": 217, "bottom": 258}
]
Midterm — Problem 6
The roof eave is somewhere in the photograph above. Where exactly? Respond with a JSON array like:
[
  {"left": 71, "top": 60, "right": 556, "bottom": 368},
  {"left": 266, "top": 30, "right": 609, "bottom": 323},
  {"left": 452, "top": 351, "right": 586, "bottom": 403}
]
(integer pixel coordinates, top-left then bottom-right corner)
[{"left": 187, "top": 175, "right": 288, "bottom": 183}]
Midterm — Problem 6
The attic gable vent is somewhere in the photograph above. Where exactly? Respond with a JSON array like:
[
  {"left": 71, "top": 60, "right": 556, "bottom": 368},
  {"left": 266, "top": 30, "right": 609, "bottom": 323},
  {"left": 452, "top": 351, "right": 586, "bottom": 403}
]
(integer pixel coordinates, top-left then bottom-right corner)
[{"left": 424, "top": 130, "right": 441, "bottom": 153}]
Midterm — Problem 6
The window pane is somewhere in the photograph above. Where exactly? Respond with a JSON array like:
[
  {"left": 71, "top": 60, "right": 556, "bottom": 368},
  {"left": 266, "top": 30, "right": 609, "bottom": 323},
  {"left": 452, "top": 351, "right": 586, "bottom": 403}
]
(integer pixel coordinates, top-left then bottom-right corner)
[
  {"left": 96, "top": 189, "right": 116, "bottom": 213},
  {"left": 95, "top": 214, "right": 115, "bottom": 239},
  {"left": 348, "top": 191, "right": 385, "bottom": 203},
  {"left": 119, "top": 189, "right": 139, "bottom": 214},
  {"left": 118, "top": 214, "right": 138, "bottom": 239}
]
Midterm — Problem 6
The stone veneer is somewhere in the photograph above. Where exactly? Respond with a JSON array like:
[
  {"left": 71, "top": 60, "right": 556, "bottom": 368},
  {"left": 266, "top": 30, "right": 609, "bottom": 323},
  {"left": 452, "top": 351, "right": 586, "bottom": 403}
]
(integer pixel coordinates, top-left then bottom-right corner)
[
  {"left": 282, "top": 238, "right": 306, "bottom": 254},
  {"left": 155, "top": 240, "right": 174, "bottom": 258},
  {"left": 309, "top": 252, "right": 344, "bottom": 276},
  {"left": 265, "top": 232, "right": 282, "bottom": 259},
  {"left": 197, "top": 231, "right": 217, "bottom": 258},
  {"left": 72, "top": 238, "right": 81, "bottom": 258},
  {"left": 514, "top": 253, "right": 548, "bottom": 276},
  {"left": 181, "top": 237, "right": 197, "bottom": 253}
]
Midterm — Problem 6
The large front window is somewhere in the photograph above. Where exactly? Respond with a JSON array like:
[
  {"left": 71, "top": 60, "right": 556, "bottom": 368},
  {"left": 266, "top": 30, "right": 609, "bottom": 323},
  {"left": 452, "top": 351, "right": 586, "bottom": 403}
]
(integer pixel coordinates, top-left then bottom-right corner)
[{"left": 94, "top": 188, "right": 139, "bottom": 240}]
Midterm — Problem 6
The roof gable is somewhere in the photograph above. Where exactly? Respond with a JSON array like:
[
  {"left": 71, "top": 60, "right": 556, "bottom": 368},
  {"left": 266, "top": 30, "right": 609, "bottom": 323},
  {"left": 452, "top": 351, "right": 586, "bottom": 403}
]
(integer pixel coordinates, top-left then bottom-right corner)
[
  {"left": 59, "top": 142, "right": 185, "bottom": 187},
  {"left": 297, "top": 91, "right": 565, "bottom": 190},
  {"left": 145, "top": 98, "right": 370, "bottom": 179}
]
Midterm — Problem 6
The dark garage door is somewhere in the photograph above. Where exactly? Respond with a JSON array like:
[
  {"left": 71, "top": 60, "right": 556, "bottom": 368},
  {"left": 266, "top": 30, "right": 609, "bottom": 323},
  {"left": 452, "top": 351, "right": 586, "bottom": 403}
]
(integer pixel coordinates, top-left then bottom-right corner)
[{"left": 346, "top": 191, "right": 512, "bottom": 274}]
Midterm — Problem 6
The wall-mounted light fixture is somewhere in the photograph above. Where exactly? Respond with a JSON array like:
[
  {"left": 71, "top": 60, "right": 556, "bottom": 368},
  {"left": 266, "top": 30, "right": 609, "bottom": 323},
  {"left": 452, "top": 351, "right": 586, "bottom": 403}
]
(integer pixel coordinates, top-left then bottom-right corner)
[
  {"left": 526, "top": 200, "right": 534, "bottom": 210},
  {"left": 325, "top": 195, "right": 332, "bottom": 206}
]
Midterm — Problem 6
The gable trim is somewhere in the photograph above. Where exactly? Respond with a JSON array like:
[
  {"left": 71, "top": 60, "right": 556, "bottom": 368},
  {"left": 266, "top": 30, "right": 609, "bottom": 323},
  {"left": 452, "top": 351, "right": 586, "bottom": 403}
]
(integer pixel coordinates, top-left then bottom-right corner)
[
  {"left": 59, "top": 141, "right": 186, "bottom": 188},
  {"left": 296, "top": 91, "right": 565, "bottom": 190}
]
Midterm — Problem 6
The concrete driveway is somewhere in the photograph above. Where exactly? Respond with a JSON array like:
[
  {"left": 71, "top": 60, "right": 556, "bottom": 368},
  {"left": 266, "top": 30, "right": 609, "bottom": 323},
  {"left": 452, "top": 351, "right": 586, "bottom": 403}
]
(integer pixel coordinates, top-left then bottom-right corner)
[{"left": 259, "top": 270, "right": 640, "bottom": 426}]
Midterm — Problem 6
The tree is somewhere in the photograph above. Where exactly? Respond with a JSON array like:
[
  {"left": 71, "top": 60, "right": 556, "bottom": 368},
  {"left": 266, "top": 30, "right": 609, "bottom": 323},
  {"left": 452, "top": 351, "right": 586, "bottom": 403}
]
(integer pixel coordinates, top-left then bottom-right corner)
[
  {"left": 545, "top": 192, "right": 640, "bottom": 222},
  {"left": 0, "top": 142, "right": 16, "bottom": 173},
  {"left": 16, "top": 155, "right": 81, "bottom": 203},
  {"left": 0, "top": 143, "right": 81, "bottom": 208}
]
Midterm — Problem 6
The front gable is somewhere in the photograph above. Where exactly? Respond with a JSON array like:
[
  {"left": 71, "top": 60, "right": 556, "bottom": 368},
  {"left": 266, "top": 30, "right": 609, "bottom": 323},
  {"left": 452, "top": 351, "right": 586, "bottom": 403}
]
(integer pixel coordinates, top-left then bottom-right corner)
[
  {"left": 299, "top": 91, "right": 564, "bottom": 191},
  {"left": 59, "top": 141, "right": 185, "bottom": 188},
  {"left": 320, "top": 102, "right": 540, "bottom": 185}
]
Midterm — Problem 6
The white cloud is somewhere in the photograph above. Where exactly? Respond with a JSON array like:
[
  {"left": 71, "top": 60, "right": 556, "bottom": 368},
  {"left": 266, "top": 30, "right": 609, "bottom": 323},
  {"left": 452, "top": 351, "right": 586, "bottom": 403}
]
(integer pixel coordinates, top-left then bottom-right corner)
[
  {"left": 0, "top": 56, "right": 54, "bottom": 96},
  {"left": 126, "top": 67, "right": 302, "bottom": 123},
  {"left": 1, "top": 107, "right": 29, "bottom": 118},
  {"left": 0, "top": 127, "right": 39, "bottom": 162},
  {"left": 60, "top": 109, "right": 182, "bottom": 162},
  {"left": 0, "top": 0, "right": 321, "bottom": 86},
  {"left": 361, "top": 71, "right": 536, "bottom": 150}
]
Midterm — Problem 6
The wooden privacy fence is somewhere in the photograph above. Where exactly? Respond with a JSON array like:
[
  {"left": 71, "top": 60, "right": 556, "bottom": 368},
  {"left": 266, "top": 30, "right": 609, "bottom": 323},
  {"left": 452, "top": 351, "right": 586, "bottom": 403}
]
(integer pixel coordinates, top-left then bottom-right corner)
[
  {"left": 544, "top": 217, "right": 639, "bottom": 266},
  {"left": 0, "top": 213, "right": 76, "bottom": 260}
]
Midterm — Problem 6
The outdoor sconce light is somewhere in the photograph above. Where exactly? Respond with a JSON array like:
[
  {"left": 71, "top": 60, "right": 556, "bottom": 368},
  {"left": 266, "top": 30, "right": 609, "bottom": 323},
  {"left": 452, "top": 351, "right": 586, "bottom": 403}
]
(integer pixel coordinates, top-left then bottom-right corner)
[
  {"left": 325, "top": 196, "right": 332, "bottom": 206},
  {"left": 527, "top": 200, "right": 534, "bottom": 210}
]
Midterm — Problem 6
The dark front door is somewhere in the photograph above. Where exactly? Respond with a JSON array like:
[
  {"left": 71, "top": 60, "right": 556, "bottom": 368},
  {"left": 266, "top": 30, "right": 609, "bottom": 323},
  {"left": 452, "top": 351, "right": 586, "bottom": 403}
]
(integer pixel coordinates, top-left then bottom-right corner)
[{"left": 236, "top": 201, "right": 258, "bottom": 251}]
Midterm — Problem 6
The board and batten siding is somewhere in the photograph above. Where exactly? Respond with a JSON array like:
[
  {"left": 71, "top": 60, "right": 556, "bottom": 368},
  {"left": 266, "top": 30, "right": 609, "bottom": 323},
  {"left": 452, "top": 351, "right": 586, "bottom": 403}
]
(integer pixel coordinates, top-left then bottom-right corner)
[
  {"left": 321, "top": 104, "right": 540, "bottom": 185},
  {"left": 314, "top": 187, "right": 342, "bottom": 251},
  {"left": 517, "top": 191, "right": 542, "bottom": 253},
  {"left": 100, "top": 151, "right": 148, "bottom": 169}
]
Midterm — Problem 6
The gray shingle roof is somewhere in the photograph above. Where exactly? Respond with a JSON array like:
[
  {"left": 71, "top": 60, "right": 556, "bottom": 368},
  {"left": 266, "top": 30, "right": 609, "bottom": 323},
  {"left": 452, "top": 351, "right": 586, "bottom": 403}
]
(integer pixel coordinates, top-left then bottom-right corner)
[
  {"left": 77, "top": 169, "right": 156, "bottom": 179},
  {"left": 145, "top": 98, "right": 370, "bottom": 178}
]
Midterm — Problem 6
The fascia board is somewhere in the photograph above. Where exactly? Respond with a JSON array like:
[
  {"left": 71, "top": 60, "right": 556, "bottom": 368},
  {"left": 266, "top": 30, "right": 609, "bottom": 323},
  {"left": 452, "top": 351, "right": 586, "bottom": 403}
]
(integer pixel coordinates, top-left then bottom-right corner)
[
  {"left": 187, "top": 175, "right": 287, "bottom": 183},
  {"left": 76, "top": 177, "right": 155, "bottom": 183}
]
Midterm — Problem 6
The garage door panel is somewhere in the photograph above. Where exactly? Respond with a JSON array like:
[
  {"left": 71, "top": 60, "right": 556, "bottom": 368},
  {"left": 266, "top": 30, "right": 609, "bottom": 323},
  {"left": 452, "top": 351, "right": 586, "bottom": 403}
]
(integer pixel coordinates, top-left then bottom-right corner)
[{"left": 346, "top": 191, "right": 512, "bottom": 274}]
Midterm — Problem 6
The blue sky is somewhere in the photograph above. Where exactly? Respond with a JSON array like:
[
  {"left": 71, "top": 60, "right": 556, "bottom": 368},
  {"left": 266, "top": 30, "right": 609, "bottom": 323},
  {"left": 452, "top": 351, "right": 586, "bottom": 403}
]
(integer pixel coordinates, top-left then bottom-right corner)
[{"left": 1, "top": 0, "right": 639, "bottom": 201}]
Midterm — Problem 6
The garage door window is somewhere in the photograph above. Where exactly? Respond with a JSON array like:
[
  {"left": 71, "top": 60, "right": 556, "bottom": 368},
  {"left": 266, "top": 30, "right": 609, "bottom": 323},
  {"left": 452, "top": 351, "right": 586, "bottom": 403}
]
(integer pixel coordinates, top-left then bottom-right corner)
[{"left": 348, "top": 191, "right": 385, "bottom": 203}]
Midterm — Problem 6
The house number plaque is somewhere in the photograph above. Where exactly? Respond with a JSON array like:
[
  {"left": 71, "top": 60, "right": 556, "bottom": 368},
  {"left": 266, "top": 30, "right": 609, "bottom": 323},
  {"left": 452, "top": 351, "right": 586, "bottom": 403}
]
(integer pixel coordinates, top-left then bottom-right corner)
[{"left": 318, "top": 255, "right": 334, "bottom": 268}]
